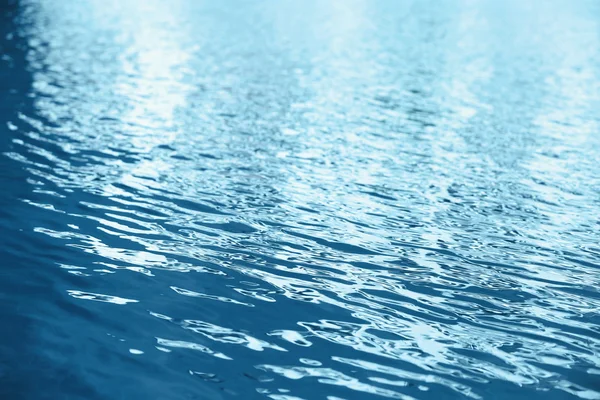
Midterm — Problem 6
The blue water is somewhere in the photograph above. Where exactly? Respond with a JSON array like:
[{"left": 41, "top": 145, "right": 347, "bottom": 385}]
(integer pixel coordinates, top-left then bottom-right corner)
[{"left": 1, "top": 0, "right": 600, "bottom": 399}]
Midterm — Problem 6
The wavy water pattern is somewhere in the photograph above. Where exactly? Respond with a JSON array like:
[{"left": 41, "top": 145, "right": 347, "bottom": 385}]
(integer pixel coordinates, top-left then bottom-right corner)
[{"left": 1, "top": 0, "right": 600, "bottom": 399}]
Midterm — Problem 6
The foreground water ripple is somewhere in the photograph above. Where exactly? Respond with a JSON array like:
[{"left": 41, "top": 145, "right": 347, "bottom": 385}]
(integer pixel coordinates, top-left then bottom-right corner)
[{"left": 1, "top": 0, "right": 600, "bottom": 399}]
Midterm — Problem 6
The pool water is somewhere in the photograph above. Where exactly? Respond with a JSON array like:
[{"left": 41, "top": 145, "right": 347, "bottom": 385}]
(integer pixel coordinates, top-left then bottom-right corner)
[{"left": 1, "top": 0, "right": 599, "bottom": 399}]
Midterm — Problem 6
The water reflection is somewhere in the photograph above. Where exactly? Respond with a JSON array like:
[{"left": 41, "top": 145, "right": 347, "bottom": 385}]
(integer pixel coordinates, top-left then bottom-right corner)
[{"left": 1, "top": 0, "right": 600, "bottom": 399}]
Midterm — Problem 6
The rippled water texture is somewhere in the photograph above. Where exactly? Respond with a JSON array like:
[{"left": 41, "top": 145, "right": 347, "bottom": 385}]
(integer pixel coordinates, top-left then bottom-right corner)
[{"left": 1, "top": 0, "right": 600, "bottom": 399}]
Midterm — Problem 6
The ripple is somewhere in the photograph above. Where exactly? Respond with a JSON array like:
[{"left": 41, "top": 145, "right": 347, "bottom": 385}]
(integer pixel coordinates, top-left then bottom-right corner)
[{"left": 66, "top": 290, "right": 138, "bottom": 305}]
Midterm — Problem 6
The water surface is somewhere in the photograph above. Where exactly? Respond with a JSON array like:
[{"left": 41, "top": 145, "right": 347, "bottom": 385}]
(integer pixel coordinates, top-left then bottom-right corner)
[{"left": 1, "top": 0, "right": 600, "bottom": 399}]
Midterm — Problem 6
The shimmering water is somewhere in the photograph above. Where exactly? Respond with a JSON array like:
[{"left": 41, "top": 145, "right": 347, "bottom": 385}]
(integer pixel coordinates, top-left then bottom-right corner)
[{"left": 1, "top": 0, "right": 600, "bottom": 399}]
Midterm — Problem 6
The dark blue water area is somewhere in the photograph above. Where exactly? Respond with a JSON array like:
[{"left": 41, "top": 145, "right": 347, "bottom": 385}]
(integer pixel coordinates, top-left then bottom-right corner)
[{"left": 1, "top": 0, "right": 600, "bottom": 399}]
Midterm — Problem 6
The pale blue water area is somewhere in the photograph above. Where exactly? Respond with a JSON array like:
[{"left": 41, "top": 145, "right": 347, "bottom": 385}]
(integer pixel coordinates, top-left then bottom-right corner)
[{"left": 1, "top": 0, "right": 600, "bottom": 399}]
